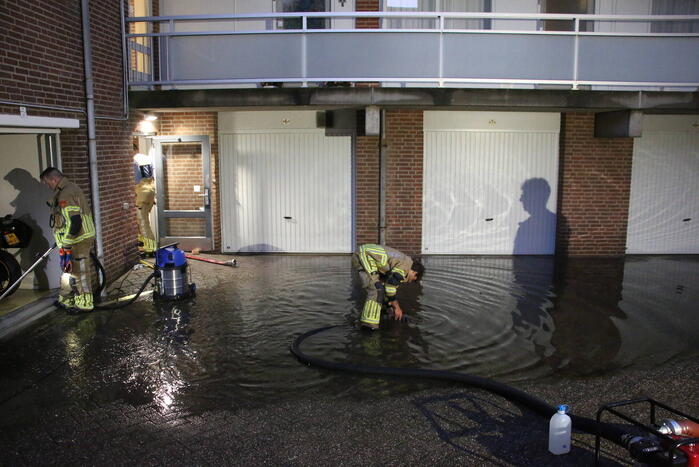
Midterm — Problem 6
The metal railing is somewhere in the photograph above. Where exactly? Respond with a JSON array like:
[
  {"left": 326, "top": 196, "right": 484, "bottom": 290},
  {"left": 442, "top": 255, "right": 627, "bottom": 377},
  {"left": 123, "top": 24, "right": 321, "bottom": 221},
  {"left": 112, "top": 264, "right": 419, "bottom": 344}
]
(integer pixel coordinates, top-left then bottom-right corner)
[{"left": 124, "top": 11, "right": 699, "bottom": 90}]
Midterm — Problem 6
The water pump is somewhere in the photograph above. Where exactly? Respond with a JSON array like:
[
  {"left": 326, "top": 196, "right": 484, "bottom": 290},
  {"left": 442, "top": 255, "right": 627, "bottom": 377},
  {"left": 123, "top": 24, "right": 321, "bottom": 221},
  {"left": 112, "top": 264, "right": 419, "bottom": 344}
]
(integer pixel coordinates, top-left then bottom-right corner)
[{"left": 153, "top": 243, "right": 196, "bottom": 300}]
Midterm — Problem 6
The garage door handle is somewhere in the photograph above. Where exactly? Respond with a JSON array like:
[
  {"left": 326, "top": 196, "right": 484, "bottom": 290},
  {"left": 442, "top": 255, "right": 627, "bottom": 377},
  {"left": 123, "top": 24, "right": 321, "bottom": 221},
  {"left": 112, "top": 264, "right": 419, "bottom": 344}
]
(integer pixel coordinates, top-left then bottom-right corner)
[
  {"left": 683, "top": 218, "right": 691, "bottom": 222},
  {"left": 485, "top": 218, "right": 493, "bottom": 221},
  {"left": 284, "top": 216, "right": 292, "bottom": 220}
]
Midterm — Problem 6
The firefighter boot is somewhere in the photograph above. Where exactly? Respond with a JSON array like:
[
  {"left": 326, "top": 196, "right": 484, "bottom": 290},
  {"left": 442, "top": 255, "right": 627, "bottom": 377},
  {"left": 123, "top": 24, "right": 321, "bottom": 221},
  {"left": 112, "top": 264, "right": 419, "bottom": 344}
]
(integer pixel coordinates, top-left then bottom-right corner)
[
  {"left": 360, "top": 299, "right": 382, "bottom": 330},
  {"left": 142, "top": 237, "right": 156, "bottom": 254},
  {"left": 74, "top": 292, "right": 94, "bottom": 312},
  {"left": 56, "top": 294, "right": 75, "bottom": 310}
]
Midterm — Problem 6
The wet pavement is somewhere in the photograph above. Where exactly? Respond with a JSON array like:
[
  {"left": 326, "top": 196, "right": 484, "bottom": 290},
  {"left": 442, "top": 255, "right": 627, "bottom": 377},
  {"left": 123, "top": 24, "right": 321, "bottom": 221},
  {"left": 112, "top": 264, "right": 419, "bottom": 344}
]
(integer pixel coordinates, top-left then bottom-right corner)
[{"left": 0, "top": 254, "right": 698, "bottom": 466}]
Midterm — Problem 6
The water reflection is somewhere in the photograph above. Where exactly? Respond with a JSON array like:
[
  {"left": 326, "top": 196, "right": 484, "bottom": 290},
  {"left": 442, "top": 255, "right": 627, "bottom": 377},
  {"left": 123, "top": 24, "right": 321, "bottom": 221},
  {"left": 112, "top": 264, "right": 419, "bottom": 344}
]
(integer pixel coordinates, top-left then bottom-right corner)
[{"left": 0, "top": 255, "right": 697, "bottom": 413}]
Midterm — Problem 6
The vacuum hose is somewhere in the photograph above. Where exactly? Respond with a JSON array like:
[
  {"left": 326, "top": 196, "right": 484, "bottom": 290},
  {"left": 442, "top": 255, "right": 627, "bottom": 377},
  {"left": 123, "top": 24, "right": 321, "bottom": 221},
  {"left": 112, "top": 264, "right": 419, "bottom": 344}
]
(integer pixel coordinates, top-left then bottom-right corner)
[
  {"left": 91, "top": 250, "right": 106, "bottom": 295},
  {"left": 291, "top": 325, "right": 629, "bottom": 447},
  {"left": 93, "top": 272, "right": 155, "bottom": 310}
]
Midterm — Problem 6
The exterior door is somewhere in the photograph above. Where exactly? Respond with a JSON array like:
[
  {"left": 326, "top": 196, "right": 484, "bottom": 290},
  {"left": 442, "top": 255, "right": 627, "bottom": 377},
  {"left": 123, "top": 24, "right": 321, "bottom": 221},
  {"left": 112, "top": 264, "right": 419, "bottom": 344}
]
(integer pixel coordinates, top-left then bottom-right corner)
[
  {"left": 422, "top": 111, "right": 560, "bottom": 255},
  {"left": 626, "top": 115, "right": 699, "bottom": 254},
  {"left": 219, "top": 110, "right": 352, "bottom": 253},
  {"left": 152, "top": 135, "right": 213, "bottom": 251}
]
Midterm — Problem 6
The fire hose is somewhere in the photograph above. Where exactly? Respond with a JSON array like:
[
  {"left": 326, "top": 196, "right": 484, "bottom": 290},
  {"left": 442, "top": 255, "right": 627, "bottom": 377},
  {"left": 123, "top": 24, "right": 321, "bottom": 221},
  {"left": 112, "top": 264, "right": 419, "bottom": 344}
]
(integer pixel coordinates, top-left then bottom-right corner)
[
  {"left": 185, "top": 254, "right": 236, "bottom": 267},
  {"left": 291, "top": 325, "right": 697, "bottom": 466}
]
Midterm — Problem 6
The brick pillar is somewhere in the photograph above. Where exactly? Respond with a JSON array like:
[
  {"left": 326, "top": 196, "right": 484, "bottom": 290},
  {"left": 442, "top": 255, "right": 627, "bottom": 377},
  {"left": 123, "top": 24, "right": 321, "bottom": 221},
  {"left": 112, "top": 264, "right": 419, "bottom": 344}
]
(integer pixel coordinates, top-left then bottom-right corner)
[
  {"left": 355, "top": 0, "right": 380, "bottom": 87},
  {"left": 556, "top": 112, "right": 634, "bottom": 256},
  {"left": 384, "top": 109, "right": 423, "bottom": 255},
  {"left": 356, "top": 135, "right": 381, "bottom": 245},
  {"left": 356, "top": 0, "right": 380, "bottom": 28}
]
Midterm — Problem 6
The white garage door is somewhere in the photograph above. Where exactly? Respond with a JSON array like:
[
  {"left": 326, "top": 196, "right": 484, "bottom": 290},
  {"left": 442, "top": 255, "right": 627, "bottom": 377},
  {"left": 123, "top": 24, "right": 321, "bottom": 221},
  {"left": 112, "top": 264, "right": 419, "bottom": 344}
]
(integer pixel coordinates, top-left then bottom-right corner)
[
  {"left": 219, "top": 111, "right": 352, "bottom": 253},
  {"left": 627, "top": 115, "right": 699, "bottom": 254},
  {"left": 423, "top": 111, "right": 560, "bottom": 255}
]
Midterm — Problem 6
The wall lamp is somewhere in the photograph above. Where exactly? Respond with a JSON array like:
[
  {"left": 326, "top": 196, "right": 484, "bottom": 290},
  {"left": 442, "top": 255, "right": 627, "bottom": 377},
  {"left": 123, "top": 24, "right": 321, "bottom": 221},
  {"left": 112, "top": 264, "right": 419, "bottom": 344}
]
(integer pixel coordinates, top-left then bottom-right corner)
[{"left": 137, "top": 113, "right": 159, "bottom": 135}]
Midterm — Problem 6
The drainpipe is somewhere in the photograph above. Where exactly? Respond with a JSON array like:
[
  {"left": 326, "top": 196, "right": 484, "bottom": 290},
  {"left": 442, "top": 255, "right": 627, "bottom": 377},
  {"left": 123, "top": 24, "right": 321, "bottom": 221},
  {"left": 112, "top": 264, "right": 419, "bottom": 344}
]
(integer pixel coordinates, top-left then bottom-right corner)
[
  {"left": 81, "top": 0, "right": 105, "bottom": 279},
  {"left": 379, "top": 110, "right": 387, "bottom": 245}
]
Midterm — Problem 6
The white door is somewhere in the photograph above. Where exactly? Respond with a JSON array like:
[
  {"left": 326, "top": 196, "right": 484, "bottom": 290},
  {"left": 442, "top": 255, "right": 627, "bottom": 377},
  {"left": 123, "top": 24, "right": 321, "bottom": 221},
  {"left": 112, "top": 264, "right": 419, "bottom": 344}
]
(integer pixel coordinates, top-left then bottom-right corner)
[
  {"left": 422, "top": 111, "right": 560, "bottom": 255},
  {"left": 220, "top": 111, "right": 352, "bottom": 253},
  {"left": 626, "top": 115, "right": 699, "bottom": 254}
]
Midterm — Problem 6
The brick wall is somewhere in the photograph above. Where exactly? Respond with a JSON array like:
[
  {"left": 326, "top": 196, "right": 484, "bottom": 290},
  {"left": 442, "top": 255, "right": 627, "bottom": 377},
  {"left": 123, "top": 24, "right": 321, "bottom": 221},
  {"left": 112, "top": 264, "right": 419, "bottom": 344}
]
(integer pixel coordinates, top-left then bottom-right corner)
[
  {"left": 158, "top": 112, "right": 220, "bottom": 251},
  {"left": 384, "top": 110, "right": 423, "bottom": 255},
  {"left": 356, "top": 0, "right": 380, "bottom": 29},
  {"left": 356, "top": 135, "right": 380, "bottom": 245},
  {"left": 1, "top": 0, "right": 139, "bottom": 282},
  {"left": 556, "top": 112, "right": 634, "bottom": 256}
]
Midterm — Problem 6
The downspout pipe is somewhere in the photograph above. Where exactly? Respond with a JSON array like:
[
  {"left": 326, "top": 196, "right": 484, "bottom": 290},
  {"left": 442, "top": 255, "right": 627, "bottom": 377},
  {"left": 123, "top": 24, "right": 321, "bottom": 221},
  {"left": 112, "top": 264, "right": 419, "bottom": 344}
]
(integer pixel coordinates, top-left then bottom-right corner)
[
  {"left": 379, "top": 109, "right": 387, "bottom": 245},
  {"left": 81, "top": 0, "right": 105, "bottom": 283}
]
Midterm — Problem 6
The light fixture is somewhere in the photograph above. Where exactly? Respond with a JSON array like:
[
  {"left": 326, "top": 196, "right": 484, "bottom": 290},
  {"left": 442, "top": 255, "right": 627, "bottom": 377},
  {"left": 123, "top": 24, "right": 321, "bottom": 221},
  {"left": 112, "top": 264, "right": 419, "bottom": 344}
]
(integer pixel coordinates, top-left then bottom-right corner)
[{"left": 144, "top": 113, "right": 158, "bottom": 121}]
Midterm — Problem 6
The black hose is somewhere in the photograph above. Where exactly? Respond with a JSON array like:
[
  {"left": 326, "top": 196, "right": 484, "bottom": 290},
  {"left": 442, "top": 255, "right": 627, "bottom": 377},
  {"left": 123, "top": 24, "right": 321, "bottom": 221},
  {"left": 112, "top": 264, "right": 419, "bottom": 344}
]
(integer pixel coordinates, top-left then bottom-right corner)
[
  {"left": 94, "top": 272, "right": 155, "bottom": 310},
  {"left": 91, "top": 250, "right": 106, "bottom": 295},
  {"left": 291, "top": 325, "right": 629, "bottom": 447}
]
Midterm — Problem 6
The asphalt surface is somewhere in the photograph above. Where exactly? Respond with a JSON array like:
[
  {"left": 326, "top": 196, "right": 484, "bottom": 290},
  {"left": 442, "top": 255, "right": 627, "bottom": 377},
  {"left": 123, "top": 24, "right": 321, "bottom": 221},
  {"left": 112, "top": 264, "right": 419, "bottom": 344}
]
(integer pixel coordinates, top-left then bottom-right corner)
[{"left": 1, "top": 255, "right": 697, "bottom": 466}]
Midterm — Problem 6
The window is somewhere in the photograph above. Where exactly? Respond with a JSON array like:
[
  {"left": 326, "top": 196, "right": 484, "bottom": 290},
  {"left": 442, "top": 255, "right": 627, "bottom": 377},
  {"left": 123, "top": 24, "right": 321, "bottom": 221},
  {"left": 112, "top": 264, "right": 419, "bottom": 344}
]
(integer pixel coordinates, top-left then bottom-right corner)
[
  {"left": 382, "top": 0, "right": 488, "bottom": 30},
  {"left": 128, "top": 0, "right": 152, "bottom": 79},
  {"left": 541, "top": 0, "right": 594, "bottom": 32},
  {"left": 651, "top": 0, "right": 699, "bottom": 32},
  {"left": 278, "top": 0, "right": 330, "bottom": 29}
]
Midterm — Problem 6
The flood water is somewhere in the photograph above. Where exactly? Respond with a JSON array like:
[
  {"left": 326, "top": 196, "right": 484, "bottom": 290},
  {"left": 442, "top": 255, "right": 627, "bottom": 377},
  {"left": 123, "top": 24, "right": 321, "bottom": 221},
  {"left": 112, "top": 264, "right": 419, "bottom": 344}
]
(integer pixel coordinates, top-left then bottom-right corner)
[{"left": 1, "top": 255, "right": 698, "bottom": 417}]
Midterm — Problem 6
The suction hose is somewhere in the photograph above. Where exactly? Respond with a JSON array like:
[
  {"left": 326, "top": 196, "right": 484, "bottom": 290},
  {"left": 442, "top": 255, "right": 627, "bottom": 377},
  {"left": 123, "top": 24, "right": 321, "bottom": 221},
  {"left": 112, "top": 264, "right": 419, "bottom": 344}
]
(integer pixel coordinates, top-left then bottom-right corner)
[
  {"left": 93, "top": 272, "right": 155, "bottom": 310},
  {"left": 91, "top": 250, "right": 106, "bottom": 296},
  {"left": 291, "top": 325, "right": 629, "bottom": 447}
]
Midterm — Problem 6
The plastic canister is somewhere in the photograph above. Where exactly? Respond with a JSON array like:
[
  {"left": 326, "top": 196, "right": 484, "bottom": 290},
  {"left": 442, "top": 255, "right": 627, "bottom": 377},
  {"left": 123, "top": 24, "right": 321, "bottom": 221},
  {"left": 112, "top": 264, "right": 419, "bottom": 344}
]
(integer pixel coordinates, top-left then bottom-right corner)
[{"left": 549, "top": 404, "right": 572, "bottom": 455}]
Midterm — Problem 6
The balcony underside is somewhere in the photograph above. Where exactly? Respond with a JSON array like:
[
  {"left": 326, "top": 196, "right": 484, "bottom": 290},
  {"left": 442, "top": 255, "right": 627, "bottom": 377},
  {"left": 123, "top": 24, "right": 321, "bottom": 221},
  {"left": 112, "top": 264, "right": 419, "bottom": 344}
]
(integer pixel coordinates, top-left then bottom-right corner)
[{"left": 129, "top": 87, "right": 699, "bottom": 113}]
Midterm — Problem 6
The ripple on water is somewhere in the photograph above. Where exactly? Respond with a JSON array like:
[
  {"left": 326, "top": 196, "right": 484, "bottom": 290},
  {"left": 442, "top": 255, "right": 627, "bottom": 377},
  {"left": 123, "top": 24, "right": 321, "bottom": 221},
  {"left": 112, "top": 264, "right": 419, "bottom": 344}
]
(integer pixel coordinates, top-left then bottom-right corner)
[{"left": 2, "top": 255, "right": 698, "bottom": 411}]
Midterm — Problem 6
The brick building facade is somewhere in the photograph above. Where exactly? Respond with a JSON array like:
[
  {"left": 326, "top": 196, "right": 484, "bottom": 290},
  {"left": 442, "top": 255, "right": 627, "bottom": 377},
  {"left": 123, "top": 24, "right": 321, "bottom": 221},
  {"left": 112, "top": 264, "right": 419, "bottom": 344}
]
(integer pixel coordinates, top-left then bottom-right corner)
[
  {"left": 1, "top": 0, "right": 138, "bottom": 282},
  {"left": 2, "top": 0, "right": 694, "bottom": 300}
]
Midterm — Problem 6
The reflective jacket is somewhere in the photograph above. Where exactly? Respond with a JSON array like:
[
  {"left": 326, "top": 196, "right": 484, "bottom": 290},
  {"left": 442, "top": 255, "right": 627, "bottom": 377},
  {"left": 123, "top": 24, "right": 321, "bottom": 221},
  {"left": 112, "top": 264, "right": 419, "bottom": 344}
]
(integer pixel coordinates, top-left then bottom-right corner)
[
  {"left": 356, "top": 244, "right": 413, "bottom": 301},
  {"left": 48, "top": 177, "right": 95, "bottom": 247}
]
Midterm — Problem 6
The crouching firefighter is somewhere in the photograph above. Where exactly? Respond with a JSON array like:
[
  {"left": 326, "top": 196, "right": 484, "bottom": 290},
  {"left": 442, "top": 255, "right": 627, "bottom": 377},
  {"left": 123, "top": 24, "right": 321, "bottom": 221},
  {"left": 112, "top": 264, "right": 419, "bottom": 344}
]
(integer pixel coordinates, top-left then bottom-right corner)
[
  {"left": 353, "top": 244, "right": 424, "bottom": 330},
  {"left": 41, "top": 167, "right": 96, "bottom": 313}
]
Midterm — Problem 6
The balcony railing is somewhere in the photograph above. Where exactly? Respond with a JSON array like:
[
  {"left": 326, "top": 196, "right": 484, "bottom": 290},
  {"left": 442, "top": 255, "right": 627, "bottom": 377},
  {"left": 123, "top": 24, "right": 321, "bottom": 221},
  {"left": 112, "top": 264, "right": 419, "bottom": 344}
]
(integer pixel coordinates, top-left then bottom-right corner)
[{"left": 125, "top": 12, "right": 699, "bottom": 91}]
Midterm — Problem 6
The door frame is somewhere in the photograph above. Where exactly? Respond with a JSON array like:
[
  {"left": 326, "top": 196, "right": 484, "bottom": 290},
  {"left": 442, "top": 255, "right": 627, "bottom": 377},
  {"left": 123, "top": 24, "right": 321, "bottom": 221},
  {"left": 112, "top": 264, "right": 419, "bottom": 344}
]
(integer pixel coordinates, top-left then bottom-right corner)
[{"left": 150, "top": 135, "right": 214, "bottom": 251}]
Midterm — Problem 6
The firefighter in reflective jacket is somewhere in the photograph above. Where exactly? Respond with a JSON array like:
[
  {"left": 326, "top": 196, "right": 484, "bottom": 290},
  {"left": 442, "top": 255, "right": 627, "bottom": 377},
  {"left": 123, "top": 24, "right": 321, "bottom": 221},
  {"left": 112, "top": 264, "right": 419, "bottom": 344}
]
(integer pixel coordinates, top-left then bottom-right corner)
[
  {"left": 41, "top": 167, "right": 96, "bottom": 312},
  {"left": 133, "top": 151, "right": 156, "bottom": 254},
  {"left": 353, "top": 244, "right": 425, "bottom": 330}
]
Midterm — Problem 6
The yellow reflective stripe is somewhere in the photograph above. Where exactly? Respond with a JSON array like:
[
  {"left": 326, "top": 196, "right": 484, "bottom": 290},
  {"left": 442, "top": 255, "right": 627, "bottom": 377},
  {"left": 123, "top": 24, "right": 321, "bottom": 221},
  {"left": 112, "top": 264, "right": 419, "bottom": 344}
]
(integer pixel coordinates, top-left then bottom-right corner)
[
  {"left": 393, "top": 268, "right": 406, "bottom": 278},
  {"left": 358, "top": 251, "right": 375, "bottom": 273},
  {"left": 361, "top": 299, "right": 381, "bottom": 325},
  {"left": 81, "top": 214, "right": 95, "bottom": 235},
  {"left": 385, "top": 285, "right": 397, "bottom": 296},
  {"left": 61, "top": 214, "right": 96, "bottom": 244},
  {"left": 358, "top": 244, "right": 387, "bottom": 273}
]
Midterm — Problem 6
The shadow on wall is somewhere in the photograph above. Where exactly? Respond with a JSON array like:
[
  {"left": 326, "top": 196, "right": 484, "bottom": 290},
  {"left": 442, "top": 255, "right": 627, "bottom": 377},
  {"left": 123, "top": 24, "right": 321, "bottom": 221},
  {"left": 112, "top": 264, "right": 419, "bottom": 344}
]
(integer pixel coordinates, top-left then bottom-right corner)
[
  {"left": 2, "top": 168, "right": 58, "bottom": 289},
  {"left": 513, "top": 177, "right": 559, "bottom": 255}
]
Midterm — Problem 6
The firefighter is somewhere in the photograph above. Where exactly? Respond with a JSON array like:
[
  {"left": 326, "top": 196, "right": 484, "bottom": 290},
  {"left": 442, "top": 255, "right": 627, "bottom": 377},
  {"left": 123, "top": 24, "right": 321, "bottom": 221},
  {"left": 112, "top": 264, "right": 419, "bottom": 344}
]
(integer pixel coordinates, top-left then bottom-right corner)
[
  {"left": 353, "top": 243, "right": 425, "bottom": 330},
  {"left": 133, "top": 151, "right": 156, "bottom": 255},
  {"left": 40, "top": 167, "right": 96, "bottom": 312}
]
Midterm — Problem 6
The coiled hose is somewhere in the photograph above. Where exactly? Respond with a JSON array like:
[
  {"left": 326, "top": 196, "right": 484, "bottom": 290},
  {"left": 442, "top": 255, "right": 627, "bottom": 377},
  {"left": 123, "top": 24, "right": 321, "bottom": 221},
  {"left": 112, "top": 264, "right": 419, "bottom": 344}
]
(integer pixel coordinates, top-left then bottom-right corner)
[{"left": 291, "top": 325, "right": 630, "bottom": 447}]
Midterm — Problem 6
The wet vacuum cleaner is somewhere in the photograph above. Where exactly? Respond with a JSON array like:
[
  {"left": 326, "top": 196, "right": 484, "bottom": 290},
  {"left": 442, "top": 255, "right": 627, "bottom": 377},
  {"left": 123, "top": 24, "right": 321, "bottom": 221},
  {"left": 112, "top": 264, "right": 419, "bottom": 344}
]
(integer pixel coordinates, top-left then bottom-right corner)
[{"left": 154, "top": 243, "right": 196, "bottom": 300}]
